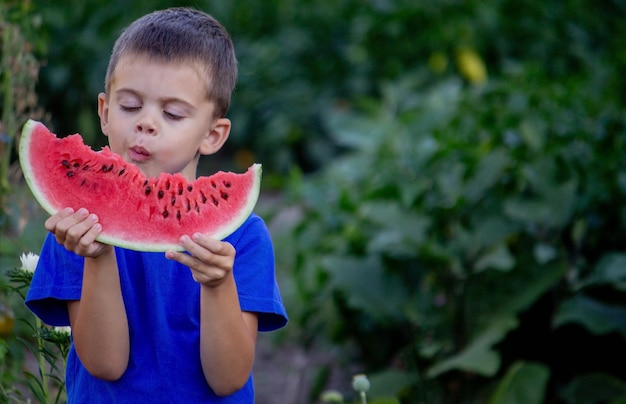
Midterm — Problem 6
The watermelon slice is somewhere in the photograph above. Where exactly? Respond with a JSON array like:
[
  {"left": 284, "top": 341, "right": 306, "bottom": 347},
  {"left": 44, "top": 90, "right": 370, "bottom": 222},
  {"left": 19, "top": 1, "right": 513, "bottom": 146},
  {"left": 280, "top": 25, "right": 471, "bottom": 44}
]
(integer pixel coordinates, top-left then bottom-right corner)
[{"left": 19, "top": 120, "right": 261, "bottom": 252}]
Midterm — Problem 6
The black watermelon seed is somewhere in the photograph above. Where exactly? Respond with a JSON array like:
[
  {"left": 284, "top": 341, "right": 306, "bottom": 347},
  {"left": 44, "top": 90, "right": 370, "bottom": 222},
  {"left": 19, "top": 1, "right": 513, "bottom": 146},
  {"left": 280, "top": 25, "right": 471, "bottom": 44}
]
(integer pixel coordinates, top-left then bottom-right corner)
[
  {"left": 221, "top": 192, "right": 229, "bottom": 200},
  {"left": 143, "top": 180, "right": 148, "bottom": 186},
  {"left": 187, "top": 185, "right": 193, "bottom": 192},
  {"left": 102, "top": 165, "right": 108, "bottom": 172},
  {"left": 223, "top": 181, "right": 231, "bottom": 188},
  {"left": 163, "top": 210, "right": 169, "bottom": 218},
  {"left": 211, "top": 195, "right": 219, "bottom": 206},
  {"left": 119, "top": 168, "right": 126, "bottom": 176},
  {"left": 73, "top": 162, "right": 80, "bottom": 168},
  {"left": 176, "top": 211, "right": 181, "bottom": 220},
  {"left": 158, "top": 190, "right": 164, "bottom": 199},
  {"left": 61, "top": 160, "right": 70, "bottom": 168},
  {"left": 67, "top": 171, "right": 74, "bottom": 177},
  {"left": 171, "top": 197, "right": 176, "bottom": 206},
  {"left": 211, "top": 181, "right": 217, "bottom": 188},
  {"left": 145, "top": 187, "right": 152, "bottom": 195},
  {"left": 200, "top": 192, "right": 207, "bottom": 203}
]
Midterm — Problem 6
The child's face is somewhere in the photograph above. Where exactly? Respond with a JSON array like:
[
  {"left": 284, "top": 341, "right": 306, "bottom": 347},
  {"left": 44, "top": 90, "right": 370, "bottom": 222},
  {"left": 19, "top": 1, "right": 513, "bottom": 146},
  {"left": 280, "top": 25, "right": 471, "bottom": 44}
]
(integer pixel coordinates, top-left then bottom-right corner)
[{"left": 97, "top": 55, "right": 229, "bottom": 180}]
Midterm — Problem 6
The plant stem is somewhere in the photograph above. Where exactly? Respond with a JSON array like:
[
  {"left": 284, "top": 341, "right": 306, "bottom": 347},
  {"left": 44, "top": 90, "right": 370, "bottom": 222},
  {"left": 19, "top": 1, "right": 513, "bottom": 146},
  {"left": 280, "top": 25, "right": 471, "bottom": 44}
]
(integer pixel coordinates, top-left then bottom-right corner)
[
  {"left": 0, "top": 20, "right": 14, "bottom": 208},
  {"left": 35, "top": 317, "right": 50, "bottom": 403}
]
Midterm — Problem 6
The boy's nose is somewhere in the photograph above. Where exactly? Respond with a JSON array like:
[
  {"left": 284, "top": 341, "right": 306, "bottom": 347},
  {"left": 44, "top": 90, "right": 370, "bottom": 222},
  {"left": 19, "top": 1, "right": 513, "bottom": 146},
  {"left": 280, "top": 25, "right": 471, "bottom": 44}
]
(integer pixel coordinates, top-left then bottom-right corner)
[
  {"left": 135, "top": 115, "right": 157, "bottom": 135},
  {"left": 136, "top": 122, "right": 156, "bottom": 134}
]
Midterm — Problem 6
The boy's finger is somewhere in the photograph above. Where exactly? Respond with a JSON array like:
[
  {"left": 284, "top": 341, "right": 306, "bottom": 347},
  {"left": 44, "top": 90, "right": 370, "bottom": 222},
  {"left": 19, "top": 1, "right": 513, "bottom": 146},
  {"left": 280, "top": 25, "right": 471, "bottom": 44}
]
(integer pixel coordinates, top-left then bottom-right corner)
[
  {"left": 54, "top": 208, "right": 89, "bottom": 233},
  {"left": 190, "top": 233, "right": 234, "bottom": 256},
  {"left": 174, "top": 236, "right": 233, "bottom": 270},
  {"left": 44, "top": 207, "right": 75, "bottom": 232},
  {"left": 178, "top": 235, "right": 213, "bottom": 263},
  {"left": 165, "top": 250, "right": 192, "bottom": 267},
  {"left": 64, "top": 213, "right": 99, "bottom": 243},
  {"left": 77, "top": 222, "right": 103, "bottom": 250}
]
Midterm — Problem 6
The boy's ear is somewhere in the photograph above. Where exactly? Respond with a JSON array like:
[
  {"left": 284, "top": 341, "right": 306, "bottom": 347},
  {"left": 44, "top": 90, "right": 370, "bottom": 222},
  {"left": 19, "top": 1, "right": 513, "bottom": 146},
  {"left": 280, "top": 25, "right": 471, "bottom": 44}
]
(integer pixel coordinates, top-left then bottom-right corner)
[
  {"left": 97, "top": 92, "right": 110, "bottom": 137},
  {"left": 200, "top": 118, "right": 231, "bottom": 155}
]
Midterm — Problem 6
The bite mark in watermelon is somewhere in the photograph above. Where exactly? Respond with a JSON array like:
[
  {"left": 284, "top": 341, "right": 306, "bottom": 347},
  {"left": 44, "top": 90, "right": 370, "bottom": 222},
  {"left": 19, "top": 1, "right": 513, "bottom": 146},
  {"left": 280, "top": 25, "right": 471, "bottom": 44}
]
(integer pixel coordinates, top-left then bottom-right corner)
[{"left": 19, "top": 120, "right": 261, "bottom": 252}]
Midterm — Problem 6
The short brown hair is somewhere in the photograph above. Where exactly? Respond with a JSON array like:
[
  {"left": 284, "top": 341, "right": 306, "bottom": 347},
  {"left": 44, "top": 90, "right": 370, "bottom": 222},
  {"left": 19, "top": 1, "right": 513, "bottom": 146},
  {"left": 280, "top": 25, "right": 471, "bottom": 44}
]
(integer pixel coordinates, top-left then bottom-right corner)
[{"left": 104, "top": 7, "right": 237, "bottom": 118}]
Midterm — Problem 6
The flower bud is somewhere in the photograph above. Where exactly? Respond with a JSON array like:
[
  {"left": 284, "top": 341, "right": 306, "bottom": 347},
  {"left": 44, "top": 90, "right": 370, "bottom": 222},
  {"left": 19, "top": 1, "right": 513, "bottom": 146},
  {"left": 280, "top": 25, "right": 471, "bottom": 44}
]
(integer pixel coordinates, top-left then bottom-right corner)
[{"left": 352, "top": 374, "right": 370, "bottom": 393}]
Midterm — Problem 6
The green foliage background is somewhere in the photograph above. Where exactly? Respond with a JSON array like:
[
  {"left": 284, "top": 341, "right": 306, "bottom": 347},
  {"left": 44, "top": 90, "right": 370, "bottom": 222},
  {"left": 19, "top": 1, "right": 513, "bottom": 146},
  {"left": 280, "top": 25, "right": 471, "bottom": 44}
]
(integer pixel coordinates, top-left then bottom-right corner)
[{"left": 2, "top": 0, "right": 626, "bottom": 402}]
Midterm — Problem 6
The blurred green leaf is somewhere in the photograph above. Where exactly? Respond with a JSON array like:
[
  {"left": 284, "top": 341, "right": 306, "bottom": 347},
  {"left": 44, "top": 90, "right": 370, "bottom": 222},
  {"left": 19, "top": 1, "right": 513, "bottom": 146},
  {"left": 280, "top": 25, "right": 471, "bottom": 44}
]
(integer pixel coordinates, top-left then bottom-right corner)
[
  {"left": 464, "top": 148, "right": 511, "bottom": 203},
  {"left": 368, "top": 369, "right": 418, "bottom": 402},
  {"left": 504, "top": 180, "right": 577, "bottom": 228},
  {"left": 560, "top": 373, "right": 626, "bottom": 404},
  {"left": 323, "top": 255, "right": 408, "bottom": 322},
  {"left": 489, "top": 361, "right": 549, "bottom": 404},
  {"left": 554, "top": 295, "right": 626, "bottom": 336},
  {"left": 427, "top": 315, "right": 518, "bottom": 377},
  {"left": 0, "top": 339, "right": 7, "bottom": 363},
  {"left": 468, "top": 260, "right": 567, "bottom": 332},
  {"left": 474, "top": 243, "right": 515, "bottom": 273},
  {"left": 577, "top": 253, "right": 626, "bottom": 291},
  {"left": 360, "top": 201, "right": 429, "bottom": 257},
  {"left": 519, "top": 118, "right": 547, "bottom": 152}
]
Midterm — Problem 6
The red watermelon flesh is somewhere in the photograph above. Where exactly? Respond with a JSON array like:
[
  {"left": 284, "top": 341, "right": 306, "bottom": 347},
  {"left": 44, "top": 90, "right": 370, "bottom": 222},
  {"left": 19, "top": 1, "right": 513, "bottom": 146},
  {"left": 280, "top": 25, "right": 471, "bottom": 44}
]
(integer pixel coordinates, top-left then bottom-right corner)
[{"left": 19, "top": 120, "right": 261, "bottom": 252}]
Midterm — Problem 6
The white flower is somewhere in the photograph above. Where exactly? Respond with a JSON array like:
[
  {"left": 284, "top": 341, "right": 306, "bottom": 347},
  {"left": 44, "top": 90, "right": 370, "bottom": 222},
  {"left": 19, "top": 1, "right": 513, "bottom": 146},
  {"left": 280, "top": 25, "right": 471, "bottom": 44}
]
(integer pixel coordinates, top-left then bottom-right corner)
[
  {"left": 53, "top": 326, "right": 71, "bottom": 336},
  {"left": 20, "top": 252, "right": 40, "bottom": 273}
]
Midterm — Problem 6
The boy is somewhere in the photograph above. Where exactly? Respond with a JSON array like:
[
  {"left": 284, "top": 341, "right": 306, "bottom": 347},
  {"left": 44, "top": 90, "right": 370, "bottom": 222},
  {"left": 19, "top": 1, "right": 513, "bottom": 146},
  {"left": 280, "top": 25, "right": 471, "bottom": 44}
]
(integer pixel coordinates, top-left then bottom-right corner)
[{"left": 25, "top": 7, "right": 288, "bottom": 403}]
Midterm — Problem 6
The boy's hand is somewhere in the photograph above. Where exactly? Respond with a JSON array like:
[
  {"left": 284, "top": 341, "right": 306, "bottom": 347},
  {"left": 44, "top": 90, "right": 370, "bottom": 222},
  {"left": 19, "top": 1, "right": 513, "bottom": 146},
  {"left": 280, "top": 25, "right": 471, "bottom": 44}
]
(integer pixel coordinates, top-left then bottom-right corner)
[
  {"left": 165, "top": 233, "right": 235, "bottom": 287},
  {"left": 45, "top": 207, "right": 112, "bottom": 258}
]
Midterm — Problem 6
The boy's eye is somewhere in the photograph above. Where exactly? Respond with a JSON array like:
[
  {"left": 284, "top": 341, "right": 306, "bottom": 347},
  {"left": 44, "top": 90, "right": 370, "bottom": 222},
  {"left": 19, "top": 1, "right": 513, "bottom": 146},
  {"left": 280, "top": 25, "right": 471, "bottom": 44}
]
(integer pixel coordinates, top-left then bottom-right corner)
[
  {"left": 120, "top": 105, "right": 140, "bottom": 112},
  {"left": 164, "top": 111, "right": 184, "bottom": 120}
]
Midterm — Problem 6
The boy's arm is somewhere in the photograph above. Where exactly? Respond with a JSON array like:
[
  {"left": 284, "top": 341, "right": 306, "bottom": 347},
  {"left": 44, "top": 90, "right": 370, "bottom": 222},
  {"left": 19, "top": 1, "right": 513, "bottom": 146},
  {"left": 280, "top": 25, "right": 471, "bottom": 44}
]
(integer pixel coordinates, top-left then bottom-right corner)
[
  {"left": 67, "top": 251, "right": 130, "bottom": 381},
  {"left": 47, "top": 208, "right": 130, "bottom": 380},
  {"left": 166, "top": 233, "right": 257, "bottom": 397},
  {"left": 200, "top": 278, "right": 258, "bottom": 396}
]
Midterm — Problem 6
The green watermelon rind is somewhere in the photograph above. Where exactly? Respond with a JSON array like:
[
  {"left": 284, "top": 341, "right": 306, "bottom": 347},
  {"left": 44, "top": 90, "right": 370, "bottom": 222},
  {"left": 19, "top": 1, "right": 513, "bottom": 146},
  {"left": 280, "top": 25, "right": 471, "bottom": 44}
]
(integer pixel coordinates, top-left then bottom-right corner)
[
  {"left": 19, "top": 119, "right": 60, "bottom": 218},
  {"left": 19, "top": 119, "right": 262, "bottom": 252}
]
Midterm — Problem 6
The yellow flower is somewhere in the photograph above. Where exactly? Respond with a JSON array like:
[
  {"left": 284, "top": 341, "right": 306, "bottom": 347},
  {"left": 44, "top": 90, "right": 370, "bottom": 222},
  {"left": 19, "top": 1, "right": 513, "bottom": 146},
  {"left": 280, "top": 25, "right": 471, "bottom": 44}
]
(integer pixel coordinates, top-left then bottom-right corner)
[{"left": 456, "top": 47, "right": 488, "bottom": 84}]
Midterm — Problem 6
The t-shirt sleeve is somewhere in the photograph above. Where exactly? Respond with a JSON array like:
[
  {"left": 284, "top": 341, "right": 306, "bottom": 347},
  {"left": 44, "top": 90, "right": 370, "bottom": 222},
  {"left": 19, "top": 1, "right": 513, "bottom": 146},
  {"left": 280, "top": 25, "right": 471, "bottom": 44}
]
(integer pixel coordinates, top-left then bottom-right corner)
[
  {"left": 25, "top": 232, "right": 84, "bottom": 327},
  {"left": 227, "top": 214, "right": 288, "bottom": 332}
]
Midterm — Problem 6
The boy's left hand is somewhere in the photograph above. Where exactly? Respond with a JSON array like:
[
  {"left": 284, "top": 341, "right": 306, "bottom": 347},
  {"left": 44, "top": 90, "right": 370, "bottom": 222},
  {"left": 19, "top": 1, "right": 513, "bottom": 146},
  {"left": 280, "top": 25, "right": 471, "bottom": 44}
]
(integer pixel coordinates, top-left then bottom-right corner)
[{"left": 165, "top": 233, "right": 235, "bottom": 287}]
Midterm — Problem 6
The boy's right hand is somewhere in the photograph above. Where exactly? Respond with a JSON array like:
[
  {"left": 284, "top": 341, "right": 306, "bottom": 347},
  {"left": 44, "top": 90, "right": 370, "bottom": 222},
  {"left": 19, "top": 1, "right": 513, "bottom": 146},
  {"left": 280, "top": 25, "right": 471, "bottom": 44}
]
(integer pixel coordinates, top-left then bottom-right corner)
[{"left": 45, "top": 207, "right": 112, "bottom": 258}]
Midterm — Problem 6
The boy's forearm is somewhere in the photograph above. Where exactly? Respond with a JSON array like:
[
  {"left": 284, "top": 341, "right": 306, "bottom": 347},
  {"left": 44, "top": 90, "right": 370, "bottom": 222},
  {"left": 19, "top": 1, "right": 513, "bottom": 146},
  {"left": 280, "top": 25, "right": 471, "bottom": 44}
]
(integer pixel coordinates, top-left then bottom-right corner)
[
  {"left": 199, "top": 274, "right": 257, "bottom": 396},
  {"left": 70, "top": 249, "right": 130, "bottom": 380}
]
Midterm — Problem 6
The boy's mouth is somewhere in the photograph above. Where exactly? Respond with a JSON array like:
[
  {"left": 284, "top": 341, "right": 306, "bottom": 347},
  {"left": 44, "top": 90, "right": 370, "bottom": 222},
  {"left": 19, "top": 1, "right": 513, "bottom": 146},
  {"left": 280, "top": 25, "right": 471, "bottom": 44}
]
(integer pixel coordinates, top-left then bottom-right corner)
[{"left": 128, "top": 146, "right": 151, "bottom": 162}]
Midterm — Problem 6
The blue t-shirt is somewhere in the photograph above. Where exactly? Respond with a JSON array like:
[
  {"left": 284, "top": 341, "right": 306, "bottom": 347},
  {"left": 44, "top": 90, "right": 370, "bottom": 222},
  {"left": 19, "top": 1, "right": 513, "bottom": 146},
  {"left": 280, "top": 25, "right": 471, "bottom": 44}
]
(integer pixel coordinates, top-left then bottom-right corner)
[{"left": 26, "top": 214, "right": 288, "bottom": 403}]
